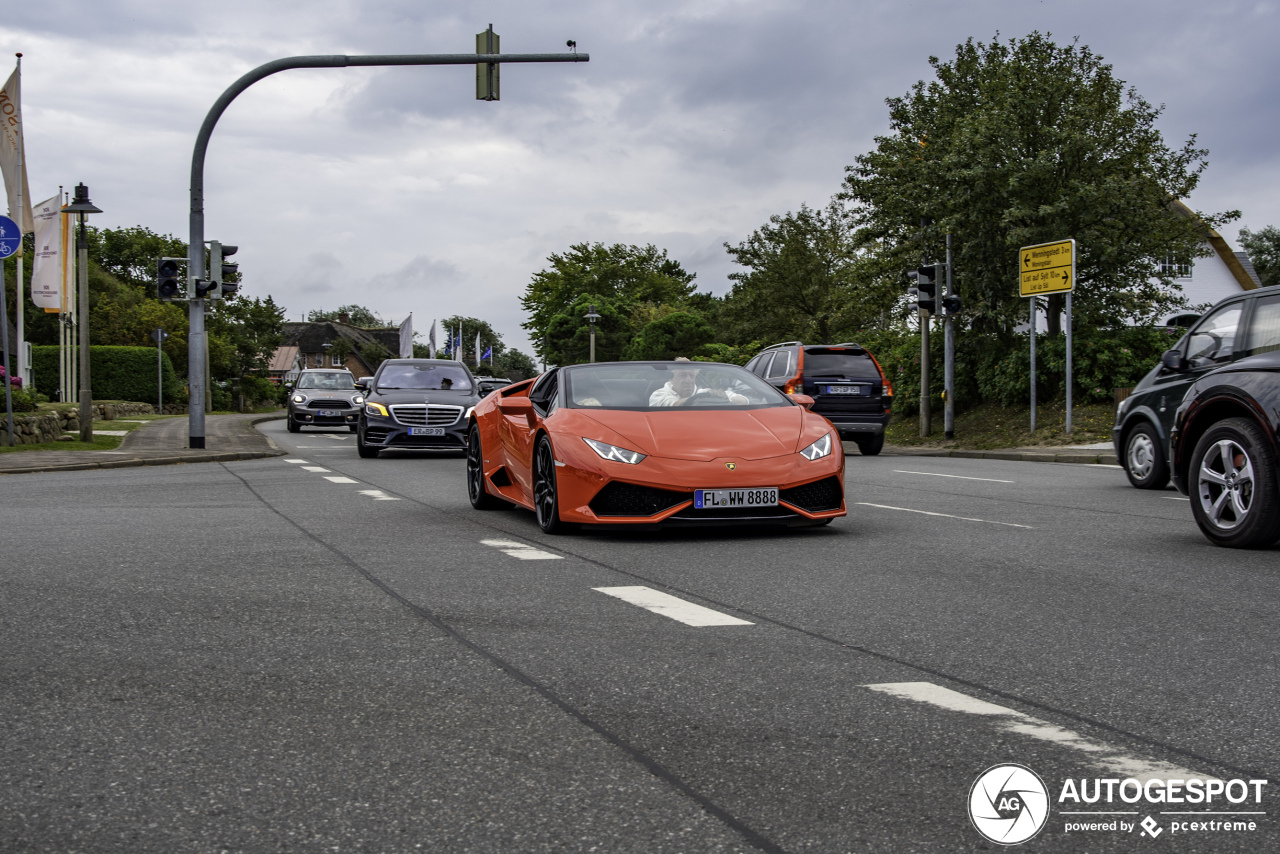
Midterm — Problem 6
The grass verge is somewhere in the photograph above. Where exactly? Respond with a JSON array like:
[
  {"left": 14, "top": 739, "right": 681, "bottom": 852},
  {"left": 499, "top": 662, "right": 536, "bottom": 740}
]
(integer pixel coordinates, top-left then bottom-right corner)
[{"left": 885, "top": 399, "right": 1116, "bottom": 450}]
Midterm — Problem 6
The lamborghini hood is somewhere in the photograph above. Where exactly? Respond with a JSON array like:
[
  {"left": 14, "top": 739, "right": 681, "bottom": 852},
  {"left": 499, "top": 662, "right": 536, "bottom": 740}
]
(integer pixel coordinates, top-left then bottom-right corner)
[{"left": 577, "top": 406, "right": 808, "bottom": 461}]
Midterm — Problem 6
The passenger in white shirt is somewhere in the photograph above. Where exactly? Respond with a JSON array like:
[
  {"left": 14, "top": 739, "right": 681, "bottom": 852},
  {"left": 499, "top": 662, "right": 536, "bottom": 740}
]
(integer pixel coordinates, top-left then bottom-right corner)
[{"left": 649, "top": 359, "right": 749, "bottom": 406}]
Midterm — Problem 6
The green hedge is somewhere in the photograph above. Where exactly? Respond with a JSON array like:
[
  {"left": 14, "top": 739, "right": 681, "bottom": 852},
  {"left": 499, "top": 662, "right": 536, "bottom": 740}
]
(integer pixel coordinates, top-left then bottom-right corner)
[
  {"left": 32, "top": 345, "right": 184, "bottom": 404},
  {"left": 854, "top": 325, "right": 1176, "bottom": 415}
]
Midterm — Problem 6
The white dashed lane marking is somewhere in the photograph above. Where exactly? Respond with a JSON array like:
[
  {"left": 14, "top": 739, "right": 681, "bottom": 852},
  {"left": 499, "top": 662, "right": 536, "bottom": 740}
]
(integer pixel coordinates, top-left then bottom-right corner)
[
  {"left": 593, "top": 586, "right": 753, "bottom": 627},
  {"left": 324, "top": 476, "right": 359, "bottom": 484},
  {"left": 863, "top": 682, "right": 1200, "bottom": 781},
  {"left": 856, "top": 502, "right": 1032, "bottom": 529},
  {"left": 284, "top": 459, "right": 308, "bottom": 463},
  {"left": 1165, "top": 496, "right": 1191, "bottom": 501},
  {"left": 302, "top": 466, "right": 330, "bottom": 472},
  {"left": 893, "top": 470, "right": 1015, "bottom": 483},
  {"left": 480, "top": 539, "right": 563, "bottom": 560},
  {"left": 358, "top": 489, "right": 400, "bottom": 501}
]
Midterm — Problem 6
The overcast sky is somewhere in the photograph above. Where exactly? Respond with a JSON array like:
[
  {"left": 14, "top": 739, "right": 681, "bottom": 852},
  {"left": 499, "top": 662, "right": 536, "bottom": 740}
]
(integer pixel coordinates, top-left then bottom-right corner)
[{"left": 5, "top": 1, "right": 1278, "bottom": 354}]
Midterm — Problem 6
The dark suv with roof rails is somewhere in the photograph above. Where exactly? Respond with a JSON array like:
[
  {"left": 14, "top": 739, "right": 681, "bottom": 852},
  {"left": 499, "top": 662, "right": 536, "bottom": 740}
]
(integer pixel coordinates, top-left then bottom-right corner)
[
  {"left": 1114, "top": 284, "right": 1280, "bottom": 490},
  {"left": 745, "top": 341, "right": 894, "bottom": 455}
]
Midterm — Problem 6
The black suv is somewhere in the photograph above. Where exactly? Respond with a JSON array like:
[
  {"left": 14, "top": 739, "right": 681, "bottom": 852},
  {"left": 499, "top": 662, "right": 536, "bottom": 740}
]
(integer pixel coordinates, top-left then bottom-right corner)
[
  {"left": 745, "top": 341, "right": 893, "bottom": 455},
  {"left": 1114, "top": 284, "right": 1280, "bottom": 489},
  {"left": 1169, "top": 344, "right": 1280, "bottom": 548}
]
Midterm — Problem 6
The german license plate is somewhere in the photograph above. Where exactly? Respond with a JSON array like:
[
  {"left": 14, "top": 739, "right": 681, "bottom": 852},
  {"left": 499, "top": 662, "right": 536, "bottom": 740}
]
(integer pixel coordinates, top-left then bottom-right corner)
[
  {"left": 823, "top": 385, "right": 866, "bottom": 395},
  {"left": 318, "top": 409, "right": 342, "bottom": 416},
  {"left": 694, "top": 487, "right": 778, "bottom": 509},
  {"left": 409, "top": 427, "right": 445, "bottom": 436}
]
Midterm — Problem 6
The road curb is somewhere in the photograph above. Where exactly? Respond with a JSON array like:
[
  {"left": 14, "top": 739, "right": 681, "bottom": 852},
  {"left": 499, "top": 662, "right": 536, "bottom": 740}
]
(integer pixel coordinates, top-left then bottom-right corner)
[
  {"left": 865, "top": 445, "right": 1119, "bottom": 466},
  {"left": 0, "top": 449, "right": 286, "bottom": 476}
]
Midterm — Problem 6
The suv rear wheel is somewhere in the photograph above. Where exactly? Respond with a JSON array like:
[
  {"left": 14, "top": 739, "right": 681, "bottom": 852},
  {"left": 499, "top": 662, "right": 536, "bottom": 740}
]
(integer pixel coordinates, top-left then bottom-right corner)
[
  {"left": 1189, "top": 417, "right": 1280, "bottom": 548},
  {"left": 1123, "top": 422, "right": 1169, "bottom": 489},
  {"left": 854, "top": 433, "right": 884, "bottom": 456}
]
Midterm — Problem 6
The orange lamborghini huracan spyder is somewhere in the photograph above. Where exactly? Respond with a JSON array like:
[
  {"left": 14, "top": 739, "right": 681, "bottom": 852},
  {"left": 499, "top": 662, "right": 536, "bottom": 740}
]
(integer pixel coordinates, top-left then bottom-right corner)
[{"left": 466, "top": 361, "right": 847, "bottom": 533}]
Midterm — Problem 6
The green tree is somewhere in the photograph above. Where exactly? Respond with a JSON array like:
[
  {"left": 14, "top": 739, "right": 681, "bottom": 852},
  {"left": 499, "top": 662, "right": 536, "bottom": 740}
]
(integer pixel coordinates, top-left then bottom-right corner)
[
  {"left": 840, "top": 32, "right": 1237, "bottom": 337},
  {"left": 439, "top": 315, "right": 505, "bottom": 363},
  {"left": 521, "top": 243, "right": 699, "bottom": 363},
  {"left": 721, "top": 201, "right": 895, "bottom": 345},
  {"left": 623, "top": 311, "right": 716, "bottom": 360},
  {"left": 545, "top": 295, "right": 629, "bottom": 364},
  {"left": 1239, "top": 225, "right": 1280, "bottom": 288},
  {"left": 206, "top": 294, "right": 286, "bottom": 380},
  {"left": 308, "top": 304, "right": 385, "bottom": 326},
  {"left": 494, "top": 348, "right": 537, "bottom": 378}
]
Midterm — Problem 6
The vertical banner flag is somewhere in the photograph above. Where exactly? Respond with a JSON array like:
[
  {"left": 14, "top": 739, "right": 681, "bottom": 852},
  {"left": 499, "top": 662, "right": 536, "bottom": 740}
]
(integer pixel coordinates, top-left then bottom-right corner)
[
  {"left": 31, "top": 195, "right": 61, "bottom": 309},
  {"left": 428, "top": 319, "right": 437, "bottom": 358},
  {"left": 0, "top": 65, "right": 33, "bottom": 233},
  {"left": 482, "top": 345, "right": 493, "bottom": 365},
  {"left": 398, "top": 313, "right": 413, "bottom": 358},
  {"left": 475, "top": 331, "right": 481, "bottom": 368}
]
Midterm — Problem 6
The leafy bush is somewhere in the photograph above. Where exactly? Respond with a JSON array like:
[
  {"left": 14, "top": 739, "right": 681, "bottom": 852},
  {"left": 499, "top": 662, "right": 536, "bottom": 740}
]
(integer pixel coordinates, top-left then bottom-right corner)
[
  {"left": 5, "top": 386, "right": 38, "bottom": 412},
  {"left": 32, "top": 345, "right": 184, "bottom": 404}
]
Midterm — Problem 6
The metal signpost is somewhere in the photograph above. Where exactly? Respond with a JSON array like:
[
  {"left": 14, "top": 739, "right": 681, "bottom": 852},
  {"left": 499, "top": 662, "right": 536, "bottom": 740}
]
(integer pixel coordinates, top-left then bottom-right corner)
[
  {"left": 0, "top": 215, "right": 21, "bottom": 446},
  {"left": 1019, "top": 238, "right": 1075, "bottom": 433},
  {"left": 152, "top": 327, "right": 169, "bottom": 414},
  {"left": 184, "top": 35, "right": 588, "bottom": 448}
]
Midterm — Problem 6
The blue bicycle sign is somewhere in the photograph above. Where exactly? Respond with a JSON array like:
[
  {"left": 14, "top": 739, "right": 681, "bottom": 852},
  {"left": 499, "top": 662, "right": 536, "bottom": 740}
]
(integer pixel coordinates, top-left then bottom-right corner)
[{"left": 0, "top": 215, "right": 21, "bottom": 259}]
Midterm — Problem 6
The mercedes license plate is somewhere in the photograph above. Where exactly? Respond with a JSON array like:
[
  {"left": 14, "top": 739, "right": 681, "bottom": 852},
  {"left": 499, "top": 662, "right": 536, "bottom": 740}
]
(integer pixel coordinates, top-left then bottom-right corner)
[
  {"left": 823, "top": 385, "right": 866, "bottom": 395},
  {"left": 318, "top": 409, "right": 342, "bottom": 416},
  {"left": 694, "top": 487, "right": 778, "bottom": 509},
  {"left": 409, "top": 427, "right": 445, "bottom": 436}
]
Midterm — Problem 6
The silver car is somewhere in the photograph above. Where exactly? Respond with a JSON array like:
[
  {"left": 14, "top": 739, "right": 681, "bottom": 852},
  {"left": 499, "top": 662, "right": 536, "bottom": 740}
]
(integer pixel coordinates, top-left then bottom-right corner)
[{"left": 287, "top": 370, "right": 365, "bottom": 433}]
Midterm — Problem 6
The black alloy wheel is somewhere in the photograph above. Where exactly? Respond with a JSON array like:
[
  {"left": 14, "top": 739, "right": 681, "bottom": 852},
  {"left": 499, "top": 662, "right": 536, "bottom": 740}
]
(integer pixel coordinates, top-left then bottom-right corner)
[
  {"left": 1123, "top": 421, "right": 1170, "bottom": 489},
  {"left": 533, "top": 435, "right": 573, "bottom": 534},
  {"left": 1188, "top": 417, "right": 1280, "bottom": 548},
  {"left": 468, "top": 427, "right": 511, "bottom": 510},
  {"left": 855, "top": 433, "right": 884, "bottom": 456},
  {"left": 356, "top": 426, "right": 379, "bottom": 459}
]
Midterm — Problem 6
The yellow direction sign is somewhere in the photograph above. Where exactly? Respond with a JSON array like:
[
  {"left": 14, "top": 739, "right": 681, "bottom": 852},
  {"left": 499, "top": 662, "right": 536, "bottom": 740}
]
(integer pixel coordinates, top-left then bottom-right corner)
[{"left": 1020, "top": 239, "right": 1075, "bottom": 297}]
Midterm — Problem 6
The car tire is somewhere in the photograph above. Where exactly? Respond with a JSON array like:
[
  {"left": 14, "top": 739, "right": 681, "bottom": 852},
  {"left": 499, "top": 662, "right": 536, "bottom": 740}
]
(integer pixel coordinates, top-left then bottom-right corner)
[
  {"left": 287, "top": 418, "right": 300, "bottom": 434},
  {"left": 467, "top": 426, "right": 512, "bottom": 510},
  {"left": 855, "top": 433, "right": 884, "bottom": 456},
  {"left": 533, "top": 435, "right": 575, "bottom": 534},
  {"left": 356, "top": 428, "right": 379, "bottom": 459},
  {"left": 1123, "top": 421, "right": 1169, "bottom": 489},
  {"left": 349, "top": 425, "right": 358, "bottom": 433},
  {"left": 1188, "top": 417, "right": 1280, "bottom": 549}
]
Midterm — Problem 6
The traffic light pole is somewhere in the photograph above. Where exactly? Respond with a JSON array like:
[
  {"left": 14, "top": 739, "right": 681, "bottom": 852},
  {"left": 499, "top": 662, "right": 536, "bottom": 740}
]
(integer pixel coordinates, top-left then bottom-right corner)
[
  {"left": 185, "top": 48, "right": 589, "bottom": 448},
  {"left": 943, "top": 234, "right": 955, "bottom": 440},
  {"left": 919, "top": 305, "right": 930, "bottom": 437}
]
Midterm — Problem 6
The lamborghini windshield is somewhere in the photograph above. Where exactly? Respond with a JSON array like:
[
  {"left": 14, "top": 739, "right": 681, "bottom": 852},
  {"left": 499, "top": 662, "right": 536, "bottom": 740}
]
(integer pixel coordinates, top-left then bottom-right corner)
[{"left": 563, "top": 362, "right": 790, "bottom": 410}]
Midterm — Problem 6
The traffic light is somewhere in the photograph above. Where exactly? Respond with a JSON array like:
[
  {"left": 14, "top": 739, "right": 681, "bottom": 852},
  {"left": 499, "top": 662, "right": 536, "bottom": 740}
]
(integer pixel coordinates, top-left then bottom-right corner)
[
  {"left": 157, "top": 258, "right": 183, "bottom": 302},
  {"left": 476, "top": 24, "right": 499, "bottom": 101},
  {"left": 906, "top": 266, "right": 937, "bottom": 312},
  {"left": 208, "top": 242, "right": 239, "bottom": 300},
  {"left": 941, "top": 294, "right": 963, "bottom": 315}
]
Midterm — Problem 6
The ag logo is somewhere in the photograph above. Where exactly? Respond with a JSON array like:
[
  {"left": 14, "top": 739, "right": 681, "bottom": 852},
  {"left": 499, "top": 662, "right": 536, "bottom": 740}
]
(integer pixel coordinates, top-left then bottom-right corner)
[
  {"left": 969, "top": 764, "right": 1049, "bottom": 845},
  {"left": 725, "top": 462, "right": 737, "bottom": 470}
]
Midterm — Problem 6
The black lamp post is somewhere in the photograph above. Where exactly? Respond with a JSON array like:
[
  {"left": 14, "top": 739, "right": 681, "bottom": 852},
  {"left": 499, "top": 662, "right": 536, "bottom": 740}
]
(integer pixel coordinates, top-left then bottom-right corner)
[
  {"left": 61, "top": 184, "right": 101, "bottom": 442},
  {"left": 585, "top": 304, "right": 601, "bottom": 363}
]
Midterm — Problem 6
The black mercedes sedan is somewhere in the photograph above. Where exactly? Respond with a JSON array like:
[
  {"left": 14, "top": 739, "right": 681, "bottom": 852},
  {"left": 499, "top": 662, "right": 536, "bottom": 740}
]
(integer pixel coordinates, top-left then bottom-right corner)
[
  {"left": 356, "top": 359, "right": 481, "bottom": 458},
  {"left": 1170, "top": 346, "right": 1280, "bottom": 549}
]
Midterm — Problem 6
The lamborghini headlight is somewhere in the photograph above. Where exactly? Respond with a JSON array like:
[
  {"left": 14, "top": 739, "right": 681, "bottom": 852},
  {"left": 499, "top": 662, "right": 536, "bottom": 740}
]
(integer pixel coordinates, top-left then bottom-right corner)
[
  {"left": 583, "top": 437, "right": 646, "bottom": 465},
  {"left": 800, "top": 433, "right": 833, "bottom": 461}
]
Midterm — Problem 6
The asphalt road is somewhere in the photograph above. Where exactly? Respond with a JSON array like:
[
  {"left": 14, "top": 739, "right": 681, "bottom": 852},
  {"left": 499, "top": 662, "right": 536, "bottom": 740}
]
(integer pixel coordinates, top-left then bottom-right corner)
[{"left": 2, "top": 420, "right": 1277, "bottom": 853}]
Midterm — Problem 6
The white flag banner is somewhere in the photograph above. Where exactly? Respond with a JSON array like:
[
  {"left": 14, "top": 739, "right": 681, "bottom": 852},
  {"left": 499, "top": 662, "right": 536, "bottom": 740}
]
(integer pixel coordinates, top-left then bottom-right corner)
[
  {"left": 0, "top": 66, "right": 33, "bottom": 233},
  {"left": 398, "top": 313, "right": 413, "bottom": 358},
  {"left": 30, "top": 194, "right": 61, "bottom": 309},
  {"left": 428, "top": 319, "right": 437, "bottom": 358},
  {"left": 475, "top": 331, "right": 481, "bottom": 368}
]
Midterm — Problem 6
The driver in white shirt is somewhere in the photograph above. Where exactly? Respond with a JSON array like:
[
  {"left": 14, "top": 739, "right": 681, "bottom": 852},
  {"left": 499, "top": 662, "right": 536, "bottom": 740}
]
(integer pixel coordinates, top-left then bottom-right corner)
[{"left": 649, "top": 358, "right": 749, "bottom": 406}]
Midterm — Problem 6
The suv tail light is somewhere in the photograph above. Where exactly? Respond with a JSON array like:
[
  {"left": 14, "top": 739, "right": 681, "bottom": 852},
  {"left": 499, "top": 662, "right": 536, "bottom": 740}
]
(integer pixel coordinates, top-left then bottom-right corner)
[
  {"left": 867, "top": 351, "right": 893, "bottom": 398},
  {"left": 783, "top": 349, "right": 805, "bottom": 394}
]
